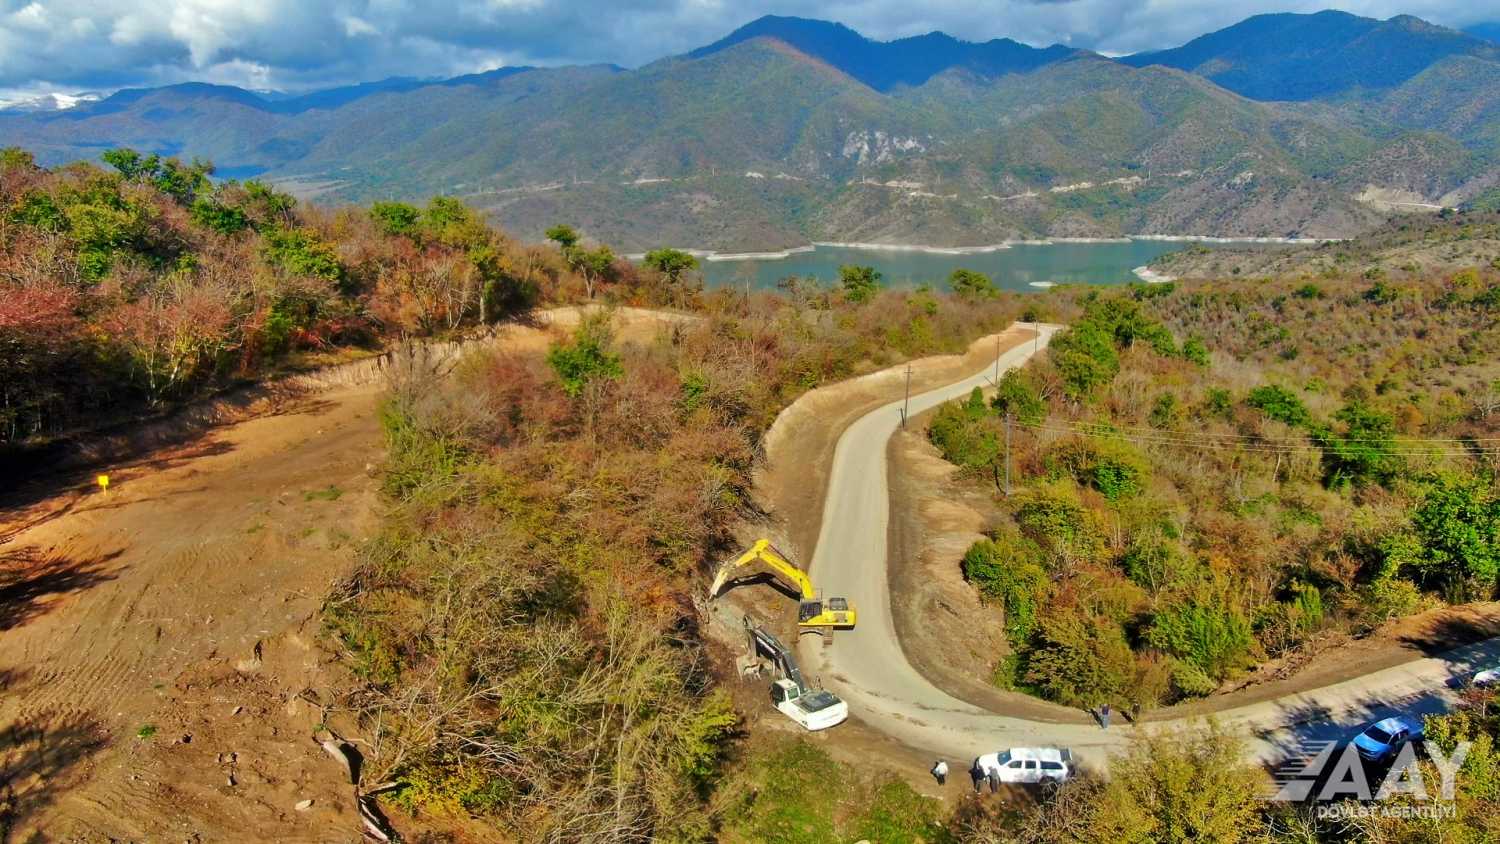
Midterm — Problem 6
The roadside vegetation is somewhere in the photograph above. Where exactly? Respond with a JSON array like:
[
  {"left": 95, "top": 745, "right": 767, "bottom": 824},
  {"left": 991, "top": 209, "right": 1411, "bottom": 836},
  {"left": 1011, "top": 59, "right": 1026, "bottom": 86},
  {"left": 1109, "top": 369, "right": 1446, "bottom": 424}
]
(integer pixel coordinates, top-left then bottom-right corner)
[
  {"left": 954, "top": 694, "right": 1500, "bottom": 843},
  {"left": 931, "top": 268, "right": 1500, "bottom": 710}
]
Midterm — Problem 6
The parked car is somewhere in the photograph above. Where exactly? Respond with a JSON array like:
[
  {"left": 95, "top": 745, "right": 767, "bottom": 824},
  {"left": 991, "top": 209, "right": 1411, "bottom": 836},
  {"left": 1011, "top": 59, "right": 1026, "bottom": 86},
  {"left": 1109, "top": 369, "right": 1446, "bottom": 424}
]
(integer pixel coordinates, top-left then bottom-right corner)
[
  {"left": 1473, "top": 667, "right": 1500, "bottom": 687},
  {"left": 1353, "top": 716, "right": 1423, "bottom": 763},
  {"left": 974, "top": 747, "right": 1074, "bottom": 784}
]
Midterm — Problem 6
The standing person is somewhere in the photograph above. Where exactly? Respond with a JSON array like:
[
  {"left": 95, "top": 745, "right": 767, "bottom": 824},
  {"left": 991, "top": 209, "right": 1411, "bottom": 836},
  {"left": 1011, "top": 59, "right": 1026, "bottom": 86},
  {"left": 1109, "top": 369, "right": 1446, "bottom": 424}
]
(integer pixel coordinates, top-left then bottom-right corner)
[
  {"left": 988, "top": 770, "right": 1001, "bottom": 794},
  {"left": 931, "top": 759, "right": 949, "bottom": 786},
  {"left": 1131, "top": 701, "right": 1142, "bottom": 723},
  {"left": 970, "top": 759, "right": 985, "bottom": 793},
  {"left": 1099, "top": 703, "right": 1112, "bottom": 730}
]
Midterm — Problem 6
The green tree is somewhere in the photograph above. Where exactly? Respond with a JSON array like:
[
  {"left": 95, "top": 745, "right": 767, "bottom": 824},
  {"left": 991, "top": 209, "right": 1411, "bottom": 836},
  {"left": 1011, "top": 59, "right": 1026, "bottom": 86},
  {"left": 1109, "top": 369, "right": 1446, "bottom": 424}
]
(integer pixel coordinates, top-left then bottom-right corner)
[
  {"left": 1314, "top": 400, "right": 1400, "bottom": 488},
  {"left": 102, "top": 148, "right": 211, "bottom": 204},
  {"left": 1384, "top": 474, "right": 1500, "bottom": 594},
  {"left": 370, "top": 201, "right": 421, "bottom": 237},
  {"left": 0, "top": 147, "right": 35, "bottom": 171},
  {"left": 928, "top": 388, "right": 1002, "bottom": 486},
  {"left": 568, "top": 245, "right": 616, "bottom": 299},
  {"left": 1015, "top": 480, "right": 1104, "bottom": 568},
  {"left": 962, "top": 533, "right": 1048, "bottom": 645},
  {"left": 243, "top": 180, "right": 296, "bottom": 225},
  {"left": 1047, "top": 438, "right": 1148, "bottom": 501},
  {"left": 421, "top": 196, "right": 486, "bottom": 247},
  {"left": 1246, "top": 385, "right": 1311, "bottom": 428},
  {"left": 947, "top": 268, "right": 995, "bottom": 298},
  {"left": 1023, "top": 607, "right": 1134, "bottom": 706},
  {"left": 838, "top": 264, "right": 881, "bottom": 304},
  {"left": 1147, "top": 593, "right": 1253, "bottom": 683},
  {"left": 263, "top": 227, "right": 343, "bottom": 283},
  {"left": 1182, "top": 335, "right": 1210, "bottom": 366},
  {"left": 190, "top": 199, "right": 249, "bottom": 234},
  {"left": 643, "top": 248, "right": 700, "bottom": 306},
  {"left": 1049, "top": 321, "right": 1119, "bottom": 400},
  {"left": 991, "top": 370, "right": 1046, "bottom": 425},
  {"left": 545, "top": 223, "right": 580, "bottom": 249},
  {"left": 547, "top": 318, "right": 623, "bottom": 397}
]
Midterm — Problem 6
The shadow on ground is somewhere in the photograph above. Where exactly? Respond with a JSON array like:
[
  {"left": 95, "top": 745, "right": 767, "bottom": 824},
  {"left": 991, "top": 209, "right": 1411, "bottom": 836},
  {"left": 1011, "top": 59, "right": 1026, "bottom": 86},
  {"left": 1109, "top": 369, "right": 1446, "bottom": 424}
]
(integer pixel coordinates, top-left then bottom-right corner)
[
  {"left": 0, "top": 546, "right": 124, "bottom": 632},
  {"left": 0, "top": 709, "right": 110, "bottom": 842}
]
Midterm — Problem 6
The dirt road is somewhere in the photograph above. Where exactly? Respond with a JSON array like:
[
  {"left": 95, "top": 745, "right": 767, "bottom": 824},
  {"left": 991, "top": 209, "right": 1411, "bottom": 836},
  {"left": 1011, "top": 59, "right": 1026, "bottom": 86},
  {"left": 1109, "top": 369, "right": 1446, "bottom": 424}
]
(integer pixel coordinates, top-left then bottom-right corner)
[{"left": 798, "top": 322, "right": 1500, "bottom": 770}]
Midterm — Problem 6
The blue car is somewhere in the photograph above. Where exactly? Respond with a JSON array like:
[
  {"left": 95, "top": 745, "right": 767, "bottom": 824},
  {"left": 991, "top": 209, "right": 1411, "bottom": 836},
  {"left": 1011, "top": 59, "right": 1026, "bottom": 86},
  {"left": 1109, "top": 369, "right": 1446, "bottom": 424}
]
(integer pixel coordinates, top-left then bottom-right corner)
[{"left": 1352, "top": 716, "right": 1423, "bottom": 763}]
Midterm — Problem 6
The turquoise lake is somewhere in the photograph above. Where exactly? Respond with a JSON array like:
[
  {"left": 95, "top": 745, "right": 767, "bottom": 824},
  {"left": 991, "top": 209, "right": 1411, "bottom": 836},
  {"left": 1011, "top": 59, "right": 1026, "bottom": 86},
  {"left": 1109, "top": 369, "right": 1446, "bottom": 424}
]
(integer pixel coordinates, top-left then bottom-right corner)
[{"left": 696, "top": 240, "right": 1201, "bottom": 292}]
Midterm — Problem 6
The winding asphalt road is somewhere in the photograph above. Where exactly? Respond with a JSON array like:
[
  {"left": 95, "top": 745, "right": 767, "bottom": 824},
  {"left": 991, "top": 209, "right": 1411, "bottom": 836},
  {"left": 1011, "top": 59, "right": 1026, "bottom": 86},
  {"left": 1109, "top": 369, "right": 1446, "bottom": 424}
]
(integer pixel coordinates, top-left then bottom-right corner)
[{"left": 797, "top": 322, "right": 1500, "bottom": 769}]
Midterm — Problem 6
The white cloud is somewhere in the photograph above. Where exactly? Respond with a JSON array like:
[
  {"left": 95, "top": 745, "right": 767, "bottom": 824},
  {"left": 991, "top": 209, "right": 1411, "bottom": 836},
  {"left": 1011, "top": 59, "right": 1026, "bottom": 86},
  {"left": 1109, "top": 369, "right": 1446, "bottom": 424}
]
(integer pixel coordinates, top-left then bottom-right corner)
[{"left": 343, "top": 15, "right": 378, "bottom": 37}]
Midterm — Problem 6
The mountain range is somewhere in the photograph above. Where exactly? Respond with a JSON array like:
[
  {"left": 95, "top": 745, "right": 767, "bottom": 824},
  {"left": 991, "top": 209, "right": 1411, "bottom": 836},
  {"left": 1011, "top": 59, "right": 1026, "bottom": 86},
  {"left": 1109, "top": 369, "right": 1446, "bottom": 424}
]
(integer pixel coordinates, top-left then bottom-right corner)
[{"left": 3, "top": 10, "right": 1499, "bottom": 251}]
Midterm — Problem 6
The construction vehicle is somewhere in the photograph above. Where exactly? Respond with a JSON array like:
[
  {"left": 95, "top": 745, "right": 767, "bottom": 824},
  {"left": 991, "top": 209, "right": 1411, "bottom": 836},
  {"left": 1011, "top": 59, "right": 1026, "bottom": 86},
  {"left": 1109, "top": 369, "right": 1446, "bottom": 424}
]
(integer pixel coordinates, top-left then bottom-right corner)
[
  {"left": 709, "top": 539, "right": 856, "bottom": 634},
  {"left": 743, "top": 617, "right": 848, "bottom": 731}
]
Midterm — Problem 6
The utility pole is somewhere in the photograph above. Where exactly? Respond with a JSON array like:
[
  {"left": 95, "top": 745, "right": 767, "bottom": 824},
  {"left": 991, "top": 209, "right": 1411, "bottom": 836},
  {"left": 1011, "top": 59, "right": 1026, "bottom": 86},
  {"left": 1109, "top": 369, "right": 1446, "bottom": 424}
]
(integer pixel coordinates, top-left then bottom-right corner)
[
  {"left": 901, "top": 364, "right": 912, "bottom": 428},
  {"left": 1004, "top": 411, "right": 1013, "bottom": 495}
]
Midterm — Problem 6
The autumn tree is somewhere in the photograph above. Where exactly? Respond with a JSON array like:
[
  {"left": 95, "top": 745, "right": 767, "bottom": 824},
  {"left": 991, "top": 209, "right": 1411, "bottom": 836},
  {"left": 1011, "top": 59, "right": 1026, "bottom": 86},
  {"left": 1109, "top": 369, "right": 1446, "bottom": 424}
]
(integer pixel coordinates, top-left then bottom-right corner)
[
  {"left": 105, "top": 277, "right": 238, "bottom": 406},
  {"left": 1016, "top": 721, "right": 1266, "bottom": 844}
]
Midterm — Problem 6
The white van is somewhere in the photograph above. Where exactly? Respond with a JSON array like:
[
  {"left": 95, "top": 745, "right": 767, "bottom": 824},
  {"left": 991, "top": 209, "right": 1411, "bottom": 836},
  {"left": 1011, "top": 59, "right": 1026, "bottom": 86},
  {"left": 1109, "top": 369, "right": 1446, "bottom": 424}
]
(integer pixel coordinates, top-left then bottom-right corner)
[{"left": 974, "top": 747, "right": 1074, "bottom": 784}]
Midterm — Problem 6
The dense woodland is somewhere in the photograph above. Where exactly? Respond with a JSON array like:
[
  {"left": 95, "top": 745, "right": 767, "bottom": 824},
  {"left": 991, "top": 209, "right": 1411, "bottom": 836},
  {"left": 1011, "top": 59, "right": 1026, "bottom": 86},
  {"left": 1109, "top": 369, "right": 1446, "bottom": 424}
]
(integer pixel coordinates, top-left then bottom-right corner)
[
  {"left": 0, "top": 148, "right": 709, "bottom": 447},
  {"left": 930, "top": 261, "right": 1500, "bottom": 710}
]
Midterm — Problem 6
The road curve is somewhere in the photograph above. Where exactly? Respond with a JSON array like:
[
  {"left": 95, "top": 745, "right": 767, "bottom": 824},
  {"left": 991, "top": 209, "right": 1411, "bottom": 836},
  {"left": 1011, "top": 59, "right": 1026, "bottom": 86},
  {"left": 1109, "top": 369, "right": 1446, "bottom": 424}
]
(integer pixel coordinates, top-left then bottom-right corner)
[{"left": 798, "top": 322, "right": 1500, "bottom": 768}]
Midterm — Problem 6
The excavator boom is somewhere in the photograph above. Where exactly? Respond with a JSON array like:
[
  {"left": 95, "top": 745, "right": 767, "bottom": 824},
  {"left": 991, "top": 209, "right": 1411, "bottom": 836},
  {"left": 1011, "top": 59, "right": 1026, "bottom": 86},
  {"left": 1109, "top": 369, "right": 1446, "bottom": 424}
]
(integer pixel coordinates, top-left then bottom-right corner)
[{"left": 709, "top": 539, "right": 815, "bottom": 601}]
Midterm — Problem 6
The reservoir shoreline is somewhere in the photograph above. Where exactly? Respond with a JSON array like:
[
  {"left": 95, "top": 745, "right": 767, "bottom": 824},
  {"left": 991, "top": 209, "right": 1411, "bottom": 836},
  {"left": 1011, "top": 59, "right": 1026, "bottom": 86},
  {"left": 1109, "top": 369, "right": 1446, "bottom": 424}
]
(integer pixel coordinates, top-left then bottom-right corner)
[{"left": 625, "top": 234, "right": 1334, "bottom": 263}]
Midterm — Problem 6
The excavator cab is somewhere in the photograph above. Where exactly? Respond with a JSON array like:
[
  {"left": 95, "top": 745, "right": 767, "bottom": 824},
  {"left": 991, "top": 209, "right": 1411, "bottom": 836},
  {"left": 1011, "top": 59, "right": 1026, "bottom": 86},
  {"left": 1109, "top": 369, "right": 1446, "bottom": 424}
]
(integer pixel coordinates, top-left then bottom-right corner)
[
  {"left": 798, "top": 596, "right": 854, "bottom": 628},
  {"left": 710, "top": 539, "right": 857, "bottom": 632}
]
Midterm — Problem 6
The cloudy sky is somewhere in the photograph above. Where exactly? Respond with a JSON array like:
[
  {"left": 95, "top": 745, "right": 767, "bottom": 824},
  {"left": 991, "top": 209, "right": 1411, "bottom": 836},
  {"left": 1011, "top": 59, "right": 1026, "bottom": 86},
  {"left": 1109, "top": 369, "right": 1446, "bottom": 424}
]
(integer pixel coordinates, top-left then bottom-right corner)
[{"left": 0, "top": 0, "right": 1493, "bottom": 102}]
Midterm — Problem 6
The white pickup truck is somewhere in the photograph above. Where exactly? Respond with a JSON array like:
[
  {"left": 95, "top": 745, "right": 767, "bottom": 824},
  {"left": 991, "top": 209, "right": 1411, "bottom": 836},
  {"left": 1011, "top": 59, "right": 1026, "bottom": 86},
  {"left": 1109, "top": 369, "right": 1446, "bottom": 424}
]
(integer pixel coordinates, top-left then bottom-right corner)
[
  {"left": 975, "top": 747, "right": 1075, "bottom": 784},
  {"left": 770, "top": 678, "right": 848, "bottom": 731}
]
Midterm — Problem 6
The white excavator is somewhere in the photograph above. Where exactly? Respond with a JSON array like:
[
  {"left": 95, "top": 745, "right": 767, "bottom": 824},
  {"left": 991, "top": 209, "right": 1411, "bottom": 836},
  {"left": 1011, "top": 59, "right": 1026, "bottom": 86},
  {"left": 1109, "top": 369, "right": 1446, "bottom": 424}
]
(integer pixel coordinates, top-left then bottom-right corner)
[{"left": 742, "top": 617, "right": 848, "bottom": 731}]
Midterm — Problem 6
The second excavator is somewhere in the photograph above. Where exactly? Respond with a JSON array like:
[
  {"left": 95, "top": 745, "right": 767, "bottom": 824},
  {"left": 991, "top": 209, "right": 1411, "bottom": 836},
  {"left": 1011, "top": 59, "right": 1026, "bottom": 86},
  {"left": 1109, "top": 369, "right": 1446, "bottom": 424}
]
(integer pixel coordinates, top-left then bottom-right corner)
[{"left": 708, "top": 538, "right": 856, "bottom": 634}]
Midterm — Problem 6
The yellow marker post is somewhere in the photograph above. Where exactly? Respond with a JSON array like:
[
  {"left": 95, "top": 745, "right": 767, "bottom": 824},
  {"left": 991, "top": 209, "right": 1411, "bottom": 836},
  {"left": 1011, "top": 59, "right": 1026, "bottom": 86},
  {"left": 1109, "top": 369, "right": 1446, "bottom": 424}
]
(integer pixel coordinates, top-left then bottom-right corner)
[{"left": 96, "top": 474, "right": 110, "bottom": 494}]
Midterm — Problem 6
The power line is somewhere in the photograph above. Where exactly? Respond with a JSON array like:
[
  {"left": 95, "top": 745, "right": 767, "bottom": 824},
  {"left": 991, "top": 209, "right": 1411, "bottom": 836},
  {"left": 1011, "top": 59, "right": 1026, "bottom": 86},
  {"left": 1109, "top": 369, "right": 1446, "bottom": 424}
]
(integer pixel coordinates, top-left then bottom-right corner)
[
  {"left": 1017, "top": 419, "right": 1500, "bottom": 458},
  {"left": 1029, "top": 416, "right": 1500, "bottom": 445}
]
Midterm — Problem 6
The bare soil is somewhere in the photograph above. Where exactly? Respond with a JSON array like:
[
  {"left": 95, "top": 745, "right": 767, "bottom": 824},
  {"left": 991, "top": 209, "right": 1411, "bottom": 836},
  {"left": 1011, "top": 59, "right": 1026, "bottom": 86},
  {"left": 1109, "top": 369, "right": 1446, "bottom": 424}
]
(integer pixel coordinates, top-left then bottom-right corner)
[
  {"left": 0, "top": 307, "right": 686, "bottom": 842},
  {"left": 887, "top": 419, "right": 1087, "bottom": 724},
  {"left": 1, "top": 384, "right": 381, "bottom": 841}
]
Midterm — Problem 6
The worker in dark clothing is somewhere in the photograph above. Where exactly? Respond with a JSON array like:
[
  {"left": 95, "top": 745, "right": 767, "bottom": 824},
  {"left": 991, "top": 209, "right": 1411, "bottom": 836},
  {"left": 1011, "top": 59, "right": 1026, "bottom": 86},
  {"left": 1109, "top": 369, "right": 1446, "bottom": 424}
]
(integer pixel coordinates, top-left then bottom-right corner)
[
  {"left": 931, "top": 759, "right": 948, "bottom": 785},
  {"left": 1099, "top": 703, "right": 1112, "bottom": 729},
  {"left": 970, "top": 759, "right": 985, "bottom": 793}
]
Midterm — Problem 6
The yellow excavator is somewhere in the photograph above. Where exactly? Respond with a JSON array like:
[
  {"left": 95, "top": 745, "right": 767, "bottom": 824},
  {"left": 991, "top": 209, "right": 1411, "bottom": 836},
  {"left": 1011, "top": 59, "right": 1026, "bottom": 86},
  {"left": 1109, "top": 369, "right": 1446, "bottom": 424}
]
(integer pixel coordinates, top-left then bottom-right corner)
[{"left": 709, "top": 539, "right": 856, "bottom": 633}]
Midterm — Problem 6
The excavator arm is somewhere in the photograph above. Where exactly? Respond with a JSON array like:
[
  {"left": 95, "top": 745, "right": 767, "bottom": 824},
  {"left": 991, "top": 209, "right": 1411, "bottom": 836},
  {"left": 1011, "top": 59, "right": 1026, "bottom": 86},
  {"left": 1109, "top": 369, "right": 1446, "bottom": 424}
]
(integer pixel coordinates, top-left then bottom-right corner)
[
  {"left": 709, "top": 539, "right": 815, "bottom": 601},
  {"left": 710, "top": 539, "right": 856, "bottom": 631}
]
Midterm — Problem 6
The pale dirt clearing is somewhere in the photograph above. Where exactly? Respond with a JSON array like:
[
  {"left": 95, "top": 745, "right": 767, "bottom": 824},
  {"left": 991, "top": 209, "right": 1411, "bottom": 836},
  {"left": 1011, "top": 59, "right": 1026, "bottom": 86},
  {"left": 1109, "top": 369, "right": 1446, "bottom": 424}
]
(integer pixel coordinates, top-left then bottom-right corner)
[{"left": 0, "top": 306, "right": 687, "bottom": 841}]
